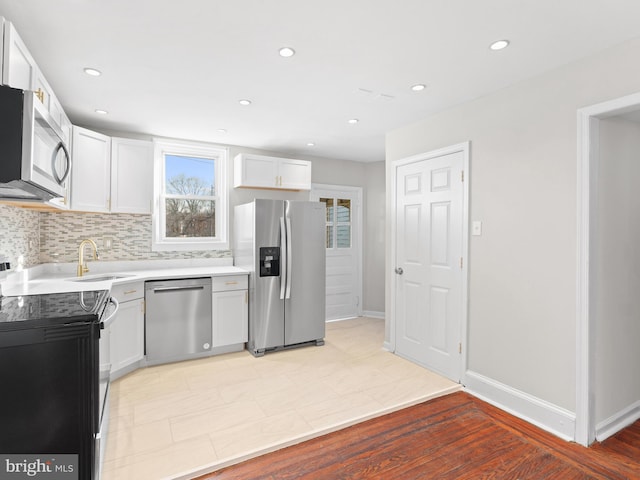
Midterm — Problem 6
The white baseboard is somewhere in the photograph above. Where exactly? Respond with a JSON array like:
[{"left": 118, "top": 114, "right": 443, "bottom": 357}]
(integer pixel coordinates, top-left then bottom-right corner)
[
  {"left": 463, "top": 370, "right": 576, "bottom": 441},
  {"left": 382, "top": 341, "right": 393, "bottom": 352},
  {"left": 363, "top": 310, "right": 385, "bottom": 319},
  {"left": 596, "top": 400, "right": 640, "bottom": 441}
]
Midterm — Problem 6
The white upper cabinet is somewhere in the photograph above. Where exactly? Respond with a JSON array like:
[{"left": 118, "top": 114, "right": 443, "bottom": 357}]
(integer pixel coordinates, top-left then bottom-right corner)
[
  {"left": 71, "top": 127, "right": 153, "bottom": 214},
  {"left": 278, "top": 157, "right": 312, "bottom": 190},
  {"left": 71, "top": 127, "right": 112, "bottom": 212},
  {"left": 2, "top": 21, "right": 36, "bottom": 91},
  {"left": 234, "top": 153, "right": 311, "bottom": 190},
  {"left": 2, "top": 21, "right": 70, "bottom": 138},
  {"left": 110, "top": 137, "right": 153, "bottom": 214}
]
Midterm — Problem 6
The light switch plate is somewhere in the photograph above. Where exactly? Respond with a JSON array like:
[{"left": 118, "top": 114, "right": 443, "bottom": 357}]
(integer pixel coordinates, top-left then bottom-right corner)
[{"left": 472, "top": 221, "right": 482, "bottom": 236}]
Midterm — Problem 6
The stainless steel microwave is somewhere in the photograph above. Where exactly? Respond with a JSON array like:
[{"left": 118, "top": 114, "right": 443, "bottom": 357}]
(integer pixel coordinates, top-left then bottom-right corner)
[{"left": 0, "top": 84, "right": 71, "bottom": 203}]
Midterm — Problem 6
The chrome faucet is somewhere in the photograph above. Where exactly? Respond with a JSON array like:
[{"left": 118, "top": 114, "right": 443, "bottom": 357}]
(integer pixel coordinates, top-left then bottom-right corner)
[{"left": 77, "top": 239, "right": 100, "bottom": 277}]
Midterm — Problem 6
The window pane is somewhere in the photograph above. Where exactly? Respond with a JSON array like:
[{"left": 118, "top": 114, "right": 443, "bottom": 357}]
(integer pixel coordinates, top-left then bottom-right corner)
[
  {"left": 319, "top": 197, "right": 334, "bottom": 222},
  {"left": 165, "top": 155, "right": 216, "bottom": 195},
  {"left": 336, "top": 199, "right": 351, "bottom": 223},
  {"left": 337, "top": 225, "right": 351, "bottom": 248},
  {"left": 326, "top": 226, "right": 333, "bottom": 248},
  {"left": 165, "top": 199, "right": 215, "bottom": 237}
]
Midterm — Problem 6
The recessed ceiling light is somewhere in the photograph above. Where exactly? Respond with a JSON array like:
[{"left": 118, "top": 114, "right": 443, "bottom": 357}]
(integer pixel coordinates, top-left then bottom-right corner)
[
  {"left": 84, "top": 67, "right": 102, "bottom": 76},
  {"left": 348, "top": 118, "right": 359, "bottom": 124},
  {"left": 278, "top": 47, "right": 296, "bottom": 58},
  {"left": 239, "top": 99, "right": 252, "bottom": 106},
  {"left": 306, "top": 142, "right": 315, "bottom": 147},
  {"left": 217, "top": 129, "right": 227, "bottom": 134},
  {"left": 95, "top": 109, "right": 108, "bottom": 115},
  {"left": 411, "top": 84, "right": 426, "bottom": 92},
  {"left": 489, "top": 39, "right": 510, "bottom": 51}
]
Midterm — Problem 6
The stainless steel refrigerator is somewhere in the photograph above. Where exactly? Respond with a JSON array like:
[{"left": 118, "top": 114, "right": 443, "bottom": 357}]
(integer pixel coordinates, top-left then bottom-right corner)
[{"left": 234, "top": 199, "right": 326, "bottom": 356}]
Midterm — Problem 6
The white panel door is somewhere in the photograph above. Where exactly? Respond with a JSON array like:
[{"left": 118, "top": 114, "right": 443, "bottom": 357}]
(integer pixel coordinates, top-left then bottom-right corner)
[
  {"left": 311, "top": 185, "right": 362, "bottom": 321},
  {"left": 395, "top": 151, "right": 464, "bottom": 381}
]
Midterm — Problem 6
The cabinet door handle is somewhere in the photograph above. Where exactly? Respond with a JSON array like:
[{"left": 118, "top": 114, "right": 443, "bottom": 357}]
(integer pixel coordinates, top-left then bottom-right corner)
[
  {"left": 225, "top": 281, "right": 238, "bottom": 285},
  {"left": 124, "top": 289, "right": 137, "bottom": 295},
  {"left": 34, "top": 88, "right": 44, "bottom": 103}
]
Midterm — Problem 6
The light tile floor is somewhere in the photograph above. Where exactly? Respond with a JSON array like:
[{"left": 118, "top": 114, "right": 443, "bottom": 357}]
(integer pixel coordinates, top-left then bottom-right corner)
[{"left": 102, "top": 317, "right": 460, "bottom": 480}]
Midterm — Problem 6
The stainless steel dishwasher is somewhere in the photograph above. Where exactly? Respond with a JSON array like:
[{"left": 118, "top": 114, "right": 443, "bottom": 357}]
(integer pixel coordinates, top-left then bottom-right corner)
[{"left": 145, "top": 277, "right": 212, "bottom": 365}]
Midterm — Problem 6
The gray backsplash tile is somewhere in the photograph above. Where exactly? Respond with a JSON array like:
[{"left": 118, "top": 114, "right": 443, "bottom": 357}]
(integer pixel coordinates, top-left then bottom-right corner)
[
  {"left": 40, "top": 212, "right": 231, "bottom": 263},
  {"left": 0, "top": 204, "right": 231, "bottom": 268},
  {"left": 0, "top": 204, "right": 40, "bottom": 268}
]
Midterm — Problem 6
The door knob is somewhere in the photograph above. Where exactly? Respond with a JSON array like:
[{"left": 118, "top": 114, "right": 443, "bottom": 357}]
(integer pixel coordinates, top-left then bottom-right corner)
[{"left": 395, "top": 267, "right": 403, "bottom": 275}]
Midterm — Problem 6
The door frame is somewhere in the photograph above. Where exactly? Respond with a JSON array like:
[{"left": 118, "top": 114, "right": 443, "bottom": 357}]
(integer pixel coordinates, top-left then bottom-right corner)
[
  {"left": 310, "top": 183, "right": 364, "bottom": 319},
  {"left": 390, "top": 142, "right": 470, "bottom": 382},
  {"left": 576, "top": 91, "right": 640, "bottom": 446}
]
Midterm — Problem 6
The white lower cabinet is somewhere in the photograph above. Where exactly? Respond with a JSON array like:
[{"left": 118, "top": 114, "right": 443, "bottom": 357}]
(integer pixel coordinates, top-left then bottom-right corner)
[
  {"left": 110, "top": 283, "right": 145, "bottom": 379},
  {"left": 212, "top": 275, "right": 248, "bottom": 347},
  {"left": 107, "top": 274, "right": 247, "bottom": 380}
]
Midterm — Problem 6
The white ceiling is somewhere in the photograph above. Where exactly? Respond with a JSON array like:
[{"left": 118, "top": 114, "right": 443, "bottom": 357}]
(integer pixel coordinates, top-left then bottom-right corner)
[{"left": 2, "top": 0, "right": 640, "bottom": 162}]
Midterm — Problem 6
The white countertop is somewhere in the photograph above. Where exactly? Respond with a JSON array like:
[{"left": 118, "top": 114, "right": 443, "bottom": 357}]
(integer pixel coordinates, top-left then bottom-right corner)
[{"left": 0, "top": 259, "right": 248, "bottom": 296}]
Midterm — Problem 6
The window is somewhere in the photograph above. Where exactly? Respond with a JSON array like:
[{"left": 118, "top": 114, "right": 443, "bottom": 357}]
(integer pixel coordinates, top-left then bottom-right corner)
[
  {"left": 152, "top": 139, "right": 228, "bottom": 250},
  {"left": 319, "top": 197, "right": 351, "bottom": 249}
]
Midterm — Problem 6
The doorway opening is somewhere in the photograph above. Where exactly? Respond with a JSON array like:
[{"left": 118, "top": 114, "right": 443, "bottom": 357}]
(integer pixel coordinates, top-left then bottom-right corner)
[{"left": 576, "top": 92, "right": 640, "bottom": 446}]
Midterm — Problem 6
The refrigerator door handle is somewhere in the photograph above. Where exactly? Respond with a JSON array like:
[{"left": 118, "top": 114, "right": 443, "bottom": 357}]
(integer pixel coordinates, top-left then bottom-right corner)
[
  {"left": 280, "top": 216, "right": 287, "bottom": 300},
  {"left": 285, "top": 217, "right": 293, "bottom": 299}
]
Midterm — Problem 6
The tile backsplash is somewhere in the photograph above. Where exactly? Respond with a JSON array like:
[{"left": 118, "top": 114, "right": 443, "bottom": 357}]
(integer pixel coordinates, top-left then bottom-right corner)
[
  {"left": 39, "top": 211, "right": 232, "bottom": 263},
  {"left": 0, "top": 204, "right": 231, "bottom": 268},
  {"left": 0, "top": 204, "right": 40, "bottom": 268}
]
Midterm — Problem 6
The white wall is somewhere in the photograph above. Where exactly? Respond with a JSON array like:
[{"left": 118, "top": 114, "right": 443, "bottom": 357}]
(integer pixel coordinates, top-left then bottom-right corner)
[
  {"left": 386, "top": 35, "right": 640, "bottom": 422},
  {"left": 595, "top": 116, "right": 640, "bottom": 426},
  {"left": 363, "top": 161, "right": 385, "bottom": 315}
]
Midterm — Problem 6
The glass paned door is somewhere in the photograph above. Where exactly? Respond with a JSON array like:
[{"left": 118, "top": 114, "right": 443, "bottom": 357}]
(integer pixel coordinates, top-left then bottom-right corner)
[{"left": 312, "top": 185, "right": 362, "bottom": 321}]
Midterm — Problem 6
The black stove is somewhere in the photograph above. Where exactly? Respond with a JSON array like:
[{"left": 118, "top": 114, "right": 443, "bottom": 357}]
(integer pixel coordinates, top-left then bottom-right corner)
[
  {"left": 0, "top": 289, "right": 111, "bottom": 479},
  {"left": 0, "top": 289, "right": 110, "bottom": 328}
]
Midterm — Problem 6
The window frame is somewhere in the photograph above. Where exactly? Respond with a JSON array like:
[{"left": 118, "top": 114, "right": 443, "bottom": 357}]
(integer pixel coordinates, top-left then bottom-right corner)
[
  {"left": 320, "top": 196, "right": 352, "bottom": 250},
  {"left": 152, "top": 138, "right": 228, "bottom": 251}
]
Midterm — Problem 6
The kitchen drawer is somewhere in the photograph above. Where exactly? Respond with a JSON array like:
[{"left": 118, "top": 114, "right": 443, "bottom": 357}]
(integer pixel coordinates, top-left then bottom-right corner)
[
  {"left": 212, "top": 275, "right": 248, "bottom": 292},
  {"left": 110, "top": 281, "right": 144, "bottom": 302}
]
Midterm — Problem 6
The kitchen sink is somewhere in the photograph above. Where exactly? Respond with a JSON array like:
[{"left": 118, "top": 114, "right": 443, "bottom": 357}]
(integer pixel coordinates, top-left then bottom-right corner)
[{"left": 69, "top": 274, "right": 134, "bottom": 283}]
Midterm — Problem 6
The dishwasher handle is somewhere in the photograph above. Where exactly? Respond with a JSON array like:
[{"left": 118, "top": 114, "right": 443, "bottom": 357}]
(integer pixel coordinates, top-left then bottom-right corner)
[{"left": 152, "top": 285, "right": 205, "bottom": 293}]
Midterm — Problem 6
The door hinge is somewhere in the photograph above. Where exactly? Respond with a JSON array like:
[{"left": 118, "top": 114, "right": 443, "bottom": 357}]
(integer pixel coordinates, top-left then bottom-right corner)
[
  {"left": 461, "top": 170, "right": 464, "bottom": 182},
  {"left": 459, "top": 342, "right": 462, "bottom": 354},
  {"left": 460, "top": 257, "right": 463, "bottom": 269}
]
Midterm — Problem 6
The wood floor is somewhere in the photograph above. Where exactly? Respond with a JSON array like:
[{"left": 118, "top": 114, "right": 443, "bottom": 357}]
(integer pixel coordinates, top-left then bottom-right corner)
[{"left": 196, "top": 391, "right": 640, "bottom": 479}]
